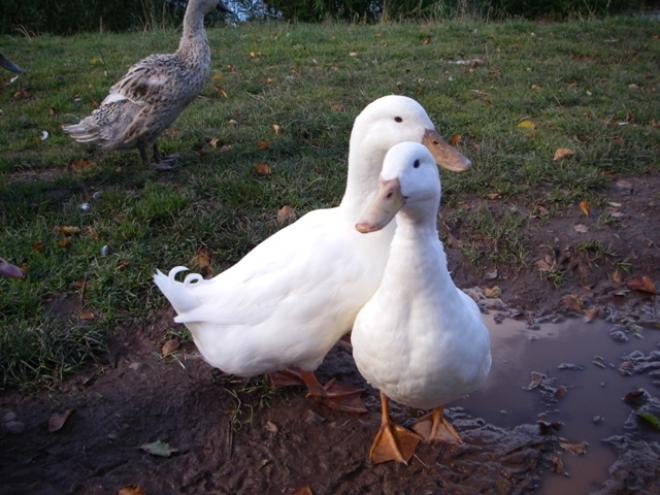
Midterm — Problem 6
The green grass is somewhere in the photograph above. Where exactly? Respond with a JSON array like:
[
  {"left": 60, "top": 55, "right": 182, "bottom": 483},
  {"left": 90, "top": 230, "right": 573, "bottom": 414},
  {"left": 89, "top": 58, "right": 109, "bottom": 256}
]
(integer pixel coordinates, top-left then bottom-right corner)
[{"left": 1, "top": 17, "right": 659, "bottom": 390}]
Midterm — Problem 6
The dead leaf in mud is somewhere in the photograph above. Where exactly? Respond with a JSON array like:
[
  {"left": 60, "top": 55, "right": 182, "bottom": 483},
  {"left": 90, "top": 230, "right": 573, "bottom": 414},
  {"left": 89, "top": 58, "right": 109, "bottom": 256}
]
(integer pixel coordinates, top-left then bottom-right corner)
[
  {"left": 527, "top": 371, "right": 545, "bottom": 390},
  {"left": 578, "top": 201, "right": 590, "bottom": 217},
  {"left": 291, "top": 486, "right": 313, "bottom": 495},
  {"left": 616, "top": 179, "right": 633, "bottom": 192},
  {"left": 264, "top": 420, "right": 278, "bottom": 434},
  {"left": 561, "top": 294, "right": 583, "bottom": 312},
  {"left": 277, "top": 205, "right": 297, "bottom": 225},
  {"left": 118, "top": 486, "right": 146, "bottom": 495},
  {"left": 554, "top": 386, "right": 567, "bottom": 399},
  {"left": 625, "top": 276, "right": 657, "bottom": 294},
  {"left": 445, "top": 233, "right": 463, "bottom": 248},
  {"left": 551, "top": 451, "right": 564, "bottom": 473},
  {"left": 559, "top": 438, "right": 589, "bottom": 455},
  {"left": 139, "top": 440, "right": 178, "bottom": 457},
  {"left": 637, "top": 411, "right": 660, "bottom": 429},
  {"left": 573, "top": 223, "right": 589, "bottom": 233},
  {"left": 484, "top": 286, "right": 501, "bottom": 298},
  {"left": 161, "top": 339, "right": 179, "bottom": 356},
  {"left": 583, "top": 306, "right": 598, "bottom": 323},
  {"left": 48, "top": 409, "right": 74, "bottom": 432},
  {"left": 623, "top": 390, "right": 645, "bottom": 406},
  {"left": 538, "top": 419, "right": 563, "bottom": 435},
  {"left": 553, "top": 148, "right": 575, "bottom": 161}
]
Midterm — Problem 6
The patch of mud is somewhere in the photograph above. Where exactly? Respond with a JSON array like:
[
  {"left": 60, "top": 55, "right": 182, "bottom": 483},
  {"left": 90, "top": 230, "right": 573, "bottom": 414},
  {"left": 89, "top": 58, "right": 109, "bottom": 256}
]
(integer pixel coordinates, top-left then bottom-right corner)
[
  {"left": 0, "top": 339, "right": 558, "bottom": 495},
  {"left": 1, "top": 172, "right": 659, "bottom": 495}
]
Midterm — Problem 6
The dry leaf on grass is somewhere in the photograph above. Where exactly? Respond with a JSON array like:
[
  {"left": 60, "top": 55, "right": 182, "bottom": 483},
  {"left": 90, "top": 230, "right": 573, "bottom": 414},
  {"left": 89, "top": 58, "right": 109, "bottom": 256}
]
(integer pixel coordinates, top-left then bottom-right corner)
[
  {"left": 553, "top": 148, "right": 575, "bottom": 161},
  {"left": 253, "top": 163, "right": 272, "bottom": 175},
  {"left": 48, "top": 409, "right": 74, "bottom": 432},
  {"left": 257, "top": 140, "right": 271, "bottom": 149},
  {"left": 447, "top": 133, "right": 461, "bottom": 146},
  {"left": 573, "top": 224, "right": 589, "bottom": 233},
  {"left": 277, "top": 205, "right": 296, "bottom": 225},
  {"left": 579, "top": 201, "right": 590, "bottom": 217},
  {"left": 517, "top": 119, "right": 535, "bottom": 129}
]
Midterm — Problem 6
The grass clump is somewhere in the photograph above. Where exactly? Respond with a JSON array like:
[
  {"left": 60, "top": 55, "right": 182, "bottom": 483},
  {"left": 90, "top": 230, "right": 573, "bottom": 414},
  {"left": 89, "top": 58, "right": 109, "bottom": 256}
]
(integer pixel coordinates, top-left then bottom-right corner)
[{"left": 1, "top": 17, "right": 659, "bottom": 389}]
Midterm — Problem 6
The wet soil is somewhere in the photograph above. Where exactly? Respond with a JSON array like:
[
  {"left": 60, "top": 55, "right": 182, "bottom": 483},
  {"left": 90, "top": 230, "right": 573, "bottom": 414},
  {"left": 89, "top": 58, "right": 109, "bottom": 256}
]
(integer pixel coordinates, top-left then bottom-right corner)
[{"left": 1, "top": 173, "right": 659, "bottom": 495}]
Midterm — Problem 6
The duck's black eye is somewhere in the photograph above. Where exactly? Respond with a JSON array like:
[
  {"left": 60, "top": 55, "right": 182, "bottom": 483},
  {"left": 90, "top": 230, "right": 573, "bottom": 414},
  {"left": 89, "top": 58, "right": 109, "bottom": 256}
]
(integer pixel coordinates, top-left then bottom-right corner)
[
  {"left": 413, "top": 159, "right": 420, "bottom": 168},
  {"left": 394, "top": 116, "right": 403, "bottom": 123}
]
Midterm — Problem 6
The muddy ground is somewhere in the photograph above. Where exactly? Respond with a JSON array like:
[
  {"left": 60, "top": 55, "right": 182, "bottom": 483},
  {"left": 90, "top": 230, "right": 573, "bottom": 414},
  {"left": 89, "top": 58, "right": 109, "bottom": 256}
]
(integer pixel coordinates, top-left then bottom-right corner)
[{"left": 1, "top": 172, "right": 659, "bottom": 495}]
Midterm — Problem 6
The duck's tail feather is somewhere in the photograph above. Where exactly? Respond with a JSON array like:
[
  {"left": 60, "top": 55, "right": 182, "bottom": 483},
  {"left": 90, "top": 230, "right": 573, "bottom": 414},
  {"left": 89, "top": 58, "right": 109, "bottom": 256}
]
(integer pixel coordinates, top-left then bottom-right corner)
[
  {"left": 62, "top": 118, "right": 102, "bottom": 144},
  {"left": 153, "top": 266, "right": 205, "bottom": 316}
]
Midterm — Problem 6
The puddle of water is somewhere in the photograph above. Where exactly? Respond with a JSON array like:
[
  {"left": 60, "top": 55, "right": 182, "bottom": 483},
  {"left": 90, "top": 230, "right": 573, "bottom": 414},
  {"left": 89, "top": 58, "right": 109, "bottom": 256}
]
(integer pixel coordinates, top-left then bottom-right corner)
[{"left": 458, "top": 314, "right": 660, "bottom": 495}]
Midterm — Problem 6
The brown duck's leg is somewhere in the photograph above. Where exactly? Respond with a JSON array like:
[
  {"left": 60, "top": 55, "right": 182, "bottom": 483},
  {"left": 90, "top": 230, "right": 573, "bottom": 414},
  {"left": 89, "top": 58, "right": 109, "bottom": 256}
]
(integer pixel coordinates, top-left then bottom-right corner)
[
  {"left": 369, "top": 392, "right": 421, "bottom": 464},
  {"left": 151, "top": 142, "right": 177, "bottom": 171},
  {"left": 411, "top": 406, "right": 462, "bottom": 444},
  {"left": 267, "top": 368, "right": 367, "bottom": 414}
]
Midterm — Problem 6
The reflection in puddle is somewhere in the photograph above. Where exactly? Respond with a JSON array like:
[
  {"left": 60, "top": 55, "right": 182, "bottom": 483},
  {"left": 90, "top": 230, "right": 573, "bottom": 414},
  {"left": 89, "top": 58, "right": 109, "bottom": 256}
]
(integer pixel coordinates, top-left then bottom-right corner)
[{"left": 458, "top": 314, "right": 659, "bottom": 494}]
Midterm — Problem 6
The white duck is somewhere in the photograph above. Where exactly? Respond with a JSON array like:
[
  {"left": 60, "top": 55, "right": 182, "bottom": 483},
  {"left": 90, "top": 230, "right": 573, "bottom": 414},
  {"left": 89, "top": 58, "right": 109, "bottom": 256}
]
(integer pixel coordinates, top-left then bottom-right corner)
[
  {"left": 62, "top": 0, "right": 230, "bottom": 170},
  {"left": 154, "top": 95, "right": 471, "bottom": 413},
  {"left": 352, "top": 142, "right": 491, "bottom": 463}
]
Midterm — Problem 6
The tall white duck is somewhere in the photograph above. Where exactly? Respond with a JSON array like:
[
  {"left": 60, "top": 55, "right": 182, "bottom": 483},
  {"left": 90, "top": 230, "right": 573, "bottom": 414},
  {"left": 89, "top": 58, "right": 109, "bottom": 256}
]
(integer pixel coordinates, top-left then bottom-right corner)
[
  {"left": 63, "top": 0, "right": 230, "bottom": 170},
  {"left": 352, "top": 142, "right": 491, "bottom": 463},
  {"left": 154, "top": 95, "right": 471, "bottom": 413}
]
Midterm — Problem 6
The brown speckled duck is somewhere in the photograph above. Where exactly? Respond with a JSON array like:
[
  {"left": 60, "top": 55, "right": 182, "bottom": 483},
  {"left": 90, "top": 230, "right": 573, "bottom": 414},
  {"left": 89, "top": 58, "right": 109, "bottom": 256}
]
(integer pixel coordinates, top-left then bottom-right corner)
[
  {"left": 0, "top": 52, "right": 22, "bottom": 73},
  {"left": 63, "top": 0, "right": 230, "bottom": 170}
]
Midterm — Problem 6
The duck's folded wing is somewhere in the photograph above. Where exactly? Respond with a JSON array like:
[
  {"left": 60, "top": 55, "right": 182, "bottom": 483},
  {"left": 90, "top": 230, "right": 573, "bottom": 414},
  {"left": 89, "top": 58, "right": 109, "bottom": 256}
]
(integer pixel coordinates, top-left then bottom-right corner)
[{"left": 106, "top": 55, "right": 182, "bottom": 106}]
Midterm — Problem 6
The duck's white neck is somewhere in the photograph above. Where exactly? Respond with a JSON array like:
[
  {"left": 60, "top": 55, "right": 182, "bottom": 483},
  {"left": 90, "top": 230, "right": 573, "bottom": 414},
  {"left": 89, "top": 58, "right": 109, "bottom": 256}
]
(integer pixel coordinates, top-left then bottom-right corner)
[
  {"left": 177, "top": 1, "right": 210, "bottom": 63},
  {"left": 340, "top": 126, "right": 388, "bottom": 219}
]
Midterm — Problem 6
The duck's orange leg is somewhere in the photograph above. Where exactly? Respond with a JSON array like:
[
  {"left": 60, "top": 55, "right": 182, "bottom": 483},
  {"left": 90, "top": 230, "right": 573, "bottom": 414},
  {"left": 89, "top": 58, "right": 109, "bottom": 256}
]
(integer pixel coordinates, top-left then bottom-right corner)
[
  {"left": 369, "top": 392, "right": 421, "bottom": 464},
  {"left": 411, "top": 406, "right": 462, "bottom": 444},
  {"left": 266, "top": 368, "right": 367, "bottom": 414}
]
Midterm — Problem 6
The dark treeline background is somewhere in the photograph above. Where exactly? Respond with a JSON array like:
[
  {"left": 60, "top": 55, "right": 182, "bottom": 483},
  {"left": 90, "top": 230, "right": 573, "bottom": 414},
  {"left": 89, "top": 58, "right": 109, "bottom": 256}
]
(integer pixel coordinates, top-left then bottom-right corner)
[{"left": 0, "top": 0, "right": 647, "bottom": 36}]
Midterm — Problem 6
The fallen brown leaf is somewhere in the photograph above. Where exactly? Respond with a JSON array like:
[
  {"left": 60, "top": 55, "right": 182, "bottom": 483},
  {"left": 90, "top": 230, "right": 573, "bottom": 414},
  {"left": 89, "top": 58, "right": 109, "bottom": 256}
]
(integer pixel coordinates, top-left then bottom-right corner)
[
  {"left": 209, "top": 137, "right": 220, "bottom": 149},
  {"left": 272, "top": 124, "right": 281, "bottom": 134},
  {"left": 578, "top": 201, "right": 590, "bottom": 217},
  {"left": 253, "top": 163, "right": 272, "bottom": 175},
  {"left": 264, "top": 420, "right": 278, "bottom": 433},
  {"left": 583, "top": 306, "right": 598, "bottom": 323},
  {"left": 625, "top": 275, "right": 657, "bottom": 294},
  {"left": 561, "top": 294, "right": 583, "bottom": 312},
  {"left": 559, "top": 439, "right": 588, "bottom": 455},
  {"left": 447, "top": 133, "right": 461, "bottom": 146},
  {"left": 257, "top": 140, "right": 271, "bottom": 149},
  {"left": 277, "top": 205, "right": 296, "bottom": 225},
  {"left": 118, "top": 486, "right": 146, "bottom": 495},
  {"left": 161, "top": 339, "right": 180, "bottom": 357},
  {"left": 553, "top": 148, "right": 575, "bottom": 161},
  {"left": 484, "top": 286, "right": 502, "bottom": 298},
  {"left": 78, "top": 310, "right": 96, "bottom": 321},
  {"left": 214, "top": 87, "right": 228, "bottom": 98},
  {"left": 48, "top": 409, "right": 74, "bottom": 432},
  {"left": 527, "top": 371, "right": 545, "bottom": 390},
  {"left": 573, "top": 224, "right": 589, "bottom": 233}
]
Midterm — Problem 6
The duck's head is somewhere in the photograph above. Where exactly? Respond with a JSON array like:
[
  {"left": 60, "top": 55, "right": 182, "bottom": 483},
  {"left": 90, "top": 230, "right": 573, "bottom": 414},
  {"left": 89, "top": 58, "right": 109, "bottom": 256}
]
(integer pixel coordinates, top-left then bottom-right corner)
[
  {"left": 195, "top": 0, "right": 232, "bottom": 15},
  {"left": 0, "top": 52, "right": 21, "bottom": 74},
  {"left": 352, "top": 95, "right": 470, "bottom": 173},
  {"left": 356, "top": 142, "right": 440, "bottom": 233}
]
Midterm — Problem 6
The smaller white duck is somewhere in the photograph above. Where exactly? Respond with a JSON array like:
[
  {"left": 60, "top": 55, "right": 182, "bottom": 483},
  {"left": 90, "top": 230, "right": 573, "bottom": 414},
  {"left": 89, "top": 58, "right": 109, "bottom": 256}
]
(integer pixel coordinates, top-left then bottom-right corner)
[
  {"left": 0, "top": 52, "right": 22, "bottom": 73},
  {"left": 352, "top": 142, "right": 491, "bottom": 464},
  {"left": 62, "top": 0, "right": 230, "bottom": 170}
]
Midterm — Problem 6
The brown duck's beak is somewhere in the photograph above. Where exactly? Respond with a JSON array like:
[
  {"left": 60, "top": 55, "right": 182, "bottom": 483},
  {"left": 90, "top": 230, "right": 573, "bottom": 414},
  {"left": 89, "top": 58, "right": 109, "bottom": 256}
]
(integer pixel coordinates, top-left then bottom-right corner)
[
  {"left": 0, "top": 258, "right": 24, "bottom": 278},
  {"left": 422, "top": 129, "right": 471, "bottom": 172},
  {"left": 216, "top": 1, "right": 233, "bottom": 14},
  {"left": 356, "top": 178, "right": 404, "bottom": 234}
]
